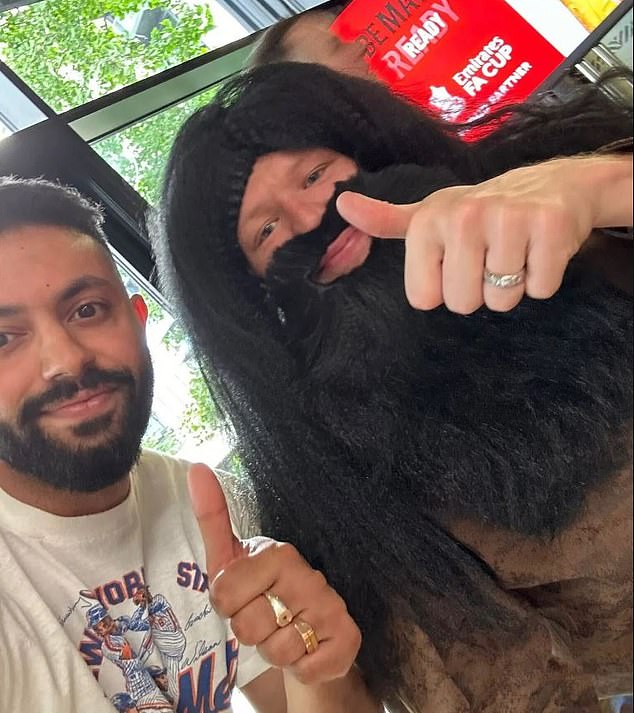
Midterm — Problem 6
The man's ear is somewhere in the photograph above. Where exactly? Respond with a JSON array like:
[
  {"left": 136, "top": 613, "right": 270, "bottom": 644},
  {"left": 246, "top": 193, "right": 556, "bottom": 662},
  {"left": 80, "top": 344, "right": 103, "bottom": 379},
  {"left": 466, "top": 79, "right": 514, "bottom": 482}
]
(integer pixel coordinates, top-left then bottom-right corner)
[{"left": 130, "top": 294, "right": 149, "bottom": 327}]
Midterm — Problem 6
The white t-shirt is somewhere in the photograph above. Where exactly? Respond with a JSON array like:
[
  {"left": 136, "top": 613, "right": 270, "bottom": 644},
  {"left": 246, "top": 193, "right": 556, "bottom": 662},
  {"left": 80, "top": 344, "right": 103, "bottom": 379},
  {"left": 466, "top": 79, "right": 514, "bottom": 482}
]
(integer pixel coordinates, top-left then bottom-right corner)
[{"left": 0, "top": 449, "right": 270, "bottom": 712}]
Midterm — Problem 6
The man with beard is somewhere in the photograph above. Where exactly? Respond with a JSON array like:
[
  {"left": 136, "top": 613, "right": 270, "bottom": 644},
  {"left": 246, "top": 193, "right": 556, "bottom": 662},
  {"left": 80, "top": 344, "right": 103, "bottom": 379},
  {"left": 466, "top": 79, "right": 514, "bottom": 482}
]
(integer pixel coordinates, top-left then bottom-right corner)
[
  {"left": 0, "top": 177, "right": 379, "bottom": 713},
  {"left": 154, "top": 62, "right": 633, "bottom": 712}
]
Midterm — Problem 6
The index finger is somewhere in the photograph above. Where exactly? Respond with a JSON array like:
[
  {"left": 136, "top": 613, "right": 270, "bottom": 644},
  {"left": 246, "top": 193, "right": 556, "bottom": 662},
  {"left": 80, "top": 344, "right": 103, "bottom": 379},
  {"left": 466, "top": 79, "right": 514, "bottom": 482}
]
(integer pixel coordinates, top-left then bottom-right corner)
[
  {"left": 187, "top": 463, "right": 240, "bottom": 580},
  {"left": 336, "top": 191, "right": 419, "bottom": 239}
]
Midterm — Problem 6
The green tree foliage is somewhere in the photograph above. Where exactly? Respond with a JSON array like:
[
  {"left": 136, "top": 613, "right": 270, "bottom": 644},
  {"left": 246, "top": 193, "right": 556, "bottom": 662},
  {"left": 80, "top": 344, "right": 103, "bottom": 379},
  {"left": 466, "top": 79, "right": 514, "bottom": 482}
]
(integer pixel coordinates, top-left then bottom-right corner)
[
  {"left": 95, "top": 86, "right": 218, "bottom": 203},
  {"left": 0, "top": 0, "right": 213, "bottom": 112},
  {"left": 160, "top": 320, "right": 221, "bottom": 443},
  {"left": 142, "top": 423, "right": 182, "bottom": 453},
  {"left": 182, "top": 369, "right": 220, "bottom": 444}
]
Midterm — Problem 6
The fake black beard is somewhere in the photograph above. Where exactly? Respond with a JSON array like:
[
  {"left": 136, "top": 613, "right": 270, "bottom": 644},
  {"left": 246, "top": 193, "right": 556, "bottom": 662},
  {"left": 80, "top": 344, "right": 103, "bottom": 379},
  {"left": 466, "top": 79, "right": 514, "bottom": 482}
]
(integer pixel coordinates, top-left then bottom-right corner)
[
  {"left": 0, "top": 360, "right": 154, "bottom": 493},
  {"left": 264, "top": 165, "right": 459, "bottom": 384},
  {"left": 263, "top": 164, "right": 633, "bottom": 536}
]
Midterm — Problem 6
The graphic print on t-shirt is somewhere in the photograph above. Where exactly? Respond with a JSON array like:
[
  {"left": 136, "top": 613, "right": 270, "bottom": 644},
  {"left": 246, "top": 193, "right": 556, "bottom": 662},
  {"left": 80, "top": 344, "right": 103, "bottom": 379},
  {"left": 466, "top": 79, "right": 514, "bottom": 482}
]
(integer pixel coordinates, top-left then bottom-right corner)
[{"left": 68, "top": 565, "right": 239, "bottom": 712}]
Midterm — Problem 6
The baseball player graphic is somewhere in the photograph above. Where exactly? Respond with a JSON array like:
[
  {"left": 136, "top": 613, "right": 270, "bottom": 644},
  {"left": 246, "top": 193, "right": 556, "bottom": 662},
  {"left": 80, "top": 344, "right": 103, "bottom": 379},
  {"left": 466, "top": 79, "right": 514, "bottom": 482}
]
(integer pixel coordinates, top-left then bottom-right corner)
[
  {"left": 146, "top": 665, "right": 173, "bottom": 705},
  {"left": 130, "top": 587, "right": 186, "bottom": 701},
  {"left": 111, "top": 692, "right": 139, "bottom": 713},
  {"left": 86, "top": 605, "right": 172, "bottom": 712}
]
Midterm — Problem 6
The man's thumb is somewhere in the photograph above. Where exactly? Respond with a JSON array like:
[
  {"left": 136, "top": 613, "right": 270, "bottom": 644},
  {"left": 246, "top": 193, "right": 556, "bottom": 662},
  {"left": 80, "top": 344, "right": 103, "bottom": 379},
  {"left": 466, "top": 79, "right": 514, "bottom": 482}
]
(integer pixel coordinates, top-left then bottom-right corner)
[
  {"left": 336, "top": 191, "right": 416, "bottom": 239},
  {"left": 188, "top": 463, "right": 240, "bottom": 579}
]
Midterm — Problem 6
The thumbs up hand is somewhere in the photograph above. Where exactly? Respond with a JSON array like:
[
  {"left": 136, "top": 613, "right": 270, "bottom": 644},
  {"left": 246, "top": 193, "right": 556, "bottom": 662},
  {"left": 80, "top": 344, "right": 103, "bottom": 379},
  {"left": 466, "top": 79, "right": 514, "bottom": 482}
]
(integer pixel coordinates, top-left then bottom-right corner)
[
  {"left": 187, "top": 464, "right": 362, "bottom": 686},
  {"left": 336, "top": 156, "right": 614, "bottom": 316}
]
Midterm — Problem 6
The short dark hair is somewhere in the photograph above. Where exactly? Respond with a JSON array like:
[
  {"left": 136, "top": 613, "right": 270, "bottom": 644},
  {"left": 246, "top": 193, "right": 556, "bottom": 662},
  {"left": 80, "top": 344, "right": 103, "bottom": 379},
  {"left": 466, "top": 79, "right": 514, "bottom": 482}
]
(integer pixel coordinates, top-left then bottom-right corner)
[
  {"left": 248, "top": 6, "right": 342, "bottom": 68},
  {"left": 0, "top": 176, "right": 109, "bottom": 251},
  {"left": 248, "top": 15, "right": 304, "bottom": 67}
]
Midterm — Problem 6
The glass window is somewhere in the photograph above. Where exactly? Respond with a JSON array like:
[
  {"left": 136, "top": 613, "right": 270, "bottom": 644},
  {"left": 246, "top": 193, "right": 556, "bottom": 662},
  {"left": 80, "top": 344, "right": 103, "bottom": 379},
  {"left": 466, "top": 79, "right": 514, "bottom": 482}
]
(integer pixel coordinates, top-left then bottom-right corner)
[
  {"left": 0, "top": 68, "right": 47, "bottom": 138},
  {"left": 113, "top": 250, "right": 231, "bottom": 466},
  {"left": 602, "top": 7, "right": 633, "bottom": 70},
  {"left": 94, "top": 84, "right": 219, "bottom": 203},
  {"left": 0, "top": 0, "right": 248, "bottom": 112}
]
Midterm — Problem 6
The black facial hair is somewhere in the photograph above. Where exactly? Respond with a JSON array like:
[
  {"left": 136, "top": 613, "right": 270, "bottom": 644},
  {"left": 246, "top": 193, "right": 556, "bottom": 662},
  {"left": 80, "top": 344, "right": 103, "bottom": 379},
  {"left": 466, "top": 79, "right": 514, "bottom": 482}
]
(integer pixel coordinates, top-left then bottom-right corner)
[
  {"left": 264, "top": 164, "right": 633, "bottom": 536},
  {"left": 0, "top": 357, "right": 154, "bottom": 492}
]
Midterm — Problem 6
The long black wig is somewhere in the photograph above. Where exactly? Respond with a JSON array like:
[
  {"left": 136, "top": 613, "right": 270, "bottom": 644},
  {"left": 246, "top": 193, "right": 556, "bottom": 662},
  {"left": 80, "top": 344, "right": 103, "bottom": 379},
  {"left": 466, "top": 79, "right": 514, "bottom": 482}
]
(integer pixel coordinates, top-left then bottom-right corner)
[{"left": 153, "top": 62, "right": 632, "bottom": 707}]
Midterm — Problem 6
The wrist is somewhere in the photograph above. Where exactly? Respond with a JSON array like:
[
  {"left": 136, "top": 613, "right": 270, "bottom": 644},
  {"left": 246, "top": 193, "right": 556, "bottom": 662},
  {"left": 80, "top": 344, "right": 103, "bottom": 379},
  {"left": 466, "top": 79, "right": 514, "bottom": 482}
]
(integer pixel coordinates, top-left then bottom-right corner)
[
  {"left": 283, "top": 668, "right": 380, "bottom": 713},
  {"left": 574, "top": 154, "right": 633, "bottom": 228}
]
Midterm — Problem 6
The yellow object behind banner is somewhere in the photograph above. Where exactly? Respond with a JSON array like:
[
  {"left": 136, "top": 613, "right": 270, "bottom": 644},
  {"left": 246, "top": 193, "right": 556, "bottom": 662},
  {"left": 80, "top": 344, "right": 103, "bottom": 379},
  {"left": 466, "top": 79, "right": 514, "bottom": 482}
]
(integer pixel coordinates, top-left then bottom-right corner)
[{"left": 560, "top": 0, "right": 622, "bottom": 31}]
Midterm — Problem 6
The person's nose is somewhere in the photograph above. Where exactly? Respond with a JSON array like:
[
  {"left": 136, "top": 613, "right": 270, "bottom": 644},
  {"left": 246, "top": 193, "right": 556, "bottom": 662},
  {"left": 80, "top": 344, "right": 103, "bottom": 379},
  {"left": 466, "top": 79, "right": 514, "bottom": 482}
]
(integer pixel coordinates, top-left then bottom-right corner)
[
  {"left": 280, "top": 191, "right": 330, "bottom": 237},
  {"left": 38, "top": 321, "right": 95, "bottom": 383}
]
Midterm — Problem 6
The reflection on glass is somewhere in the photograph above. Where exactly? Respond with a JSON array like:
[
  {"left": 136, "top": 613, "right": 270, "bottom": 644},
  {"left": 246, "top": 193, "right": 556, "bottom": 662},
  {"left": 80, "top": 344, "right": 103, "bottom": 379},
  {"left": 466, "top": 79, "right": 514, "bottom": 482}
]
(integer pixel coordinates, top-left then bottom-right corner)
[
  {"left": 94, "top": 84, "right": 219, "bottom": 203},
  {"left": 0, "top": 0, "right": 247, "bottom": 112},
  {"left": 0, "top": 68, "right": 47, "bottom": 136},
  {"left": 113, "top": 251, "right": 230, "bottom": 466},
  {"left": 603, "top": 8, "right": 633, "bottom": 69}
]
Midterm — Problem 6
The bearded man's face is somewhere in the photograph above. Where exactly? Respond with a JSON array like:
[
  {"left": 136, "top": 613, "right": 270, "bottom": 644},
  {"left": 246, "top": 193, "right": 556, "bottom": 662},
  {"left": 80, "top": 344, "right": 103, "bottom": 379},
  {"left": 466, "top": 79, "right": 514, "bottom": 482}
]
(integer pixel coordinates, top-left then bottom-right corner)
[
  {"left": 0, "top": 225, "right": 153, "bottom": 492},
  {"left": 254, "top": 161, "right": 460, "bottom": 377}
]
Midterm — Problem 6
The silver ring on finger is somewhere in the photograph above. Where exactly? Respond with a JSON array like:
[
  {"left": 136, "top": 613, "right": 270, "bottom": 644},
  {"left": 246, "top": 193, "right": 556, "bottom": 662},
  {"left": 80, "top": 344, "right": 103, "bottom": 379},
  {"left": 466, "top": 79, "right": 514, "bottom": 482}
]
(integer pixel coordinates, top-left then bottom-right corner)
[
  {"left": 483, "top": 267, "right": 526, "bottom": 289},
  {"left": 264, "top": 591, "right": 294, "bottom": 628}
]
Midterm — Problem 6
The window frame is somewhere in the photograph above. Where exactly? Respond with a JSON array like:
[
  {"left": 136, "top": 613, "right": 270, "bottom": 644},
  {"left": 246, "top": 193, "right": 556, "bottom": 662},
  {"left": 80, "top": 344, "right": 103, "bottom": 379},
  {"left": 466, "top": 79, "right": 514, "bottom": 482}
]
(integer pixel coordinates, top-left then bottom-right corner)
[
  {"left": 0, "top": 116, "right": 154, "bottom": 278},
  {"left": 65, "top": 36, "right": 255, "bottom": 144}
]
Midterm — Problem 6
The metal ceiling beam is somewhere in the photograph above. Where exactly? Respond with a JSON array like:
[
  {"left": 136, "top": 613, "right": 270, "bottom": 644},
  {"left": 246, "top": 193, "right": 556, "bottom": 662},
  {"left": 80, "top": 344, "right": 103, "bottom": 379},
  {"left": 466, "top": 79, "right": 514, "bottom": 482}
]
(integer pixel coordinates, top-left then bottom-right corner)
[{"left": 66, "top": 38, "right": 254, "bottom": 144}]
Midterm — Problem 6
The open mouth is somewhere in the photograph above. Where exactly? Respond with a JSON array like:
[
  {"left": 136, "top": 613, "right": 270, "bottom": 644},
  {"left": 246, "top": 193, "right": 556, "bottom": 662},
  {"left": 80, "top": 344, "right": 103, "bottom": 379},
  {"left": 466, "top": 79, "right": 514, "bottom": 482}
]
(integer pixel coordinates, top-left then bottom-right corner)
[{"left": 316, "top": 226, "right": 372, "bottom": 284}]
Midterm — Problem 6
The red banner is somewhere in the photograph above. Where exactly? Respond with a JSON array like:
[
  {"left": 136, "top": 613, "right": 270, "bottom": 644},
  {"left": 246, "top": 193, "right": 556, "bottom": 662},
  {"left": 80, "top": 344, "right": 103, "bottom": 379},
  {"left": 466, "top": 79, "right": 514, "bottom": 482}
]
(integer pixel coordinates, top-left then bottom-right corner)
[{"left": 331, "top": 0, "right": 566, "bottom": 124}]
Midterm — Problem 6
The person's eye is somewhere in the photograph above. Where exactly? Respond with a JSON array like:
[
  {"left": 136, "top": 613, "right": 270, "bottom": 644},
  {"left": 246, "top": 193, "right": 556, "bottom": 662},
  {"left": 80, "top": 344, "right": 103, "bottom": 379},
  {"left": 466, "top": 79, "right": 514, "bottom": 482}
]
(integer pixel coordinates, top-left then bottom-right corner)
[
  {"left": 0, "top": 333, "right": 17, "bottom": 350},
  {"left": 257, "top": 220, "right": 277, "bottom": 246},
  {"left": 304, "top": 164, "right": 328, "bottom": 188},
  {"left": 71, "top": 302, "right": 108, "bottom": 321}
]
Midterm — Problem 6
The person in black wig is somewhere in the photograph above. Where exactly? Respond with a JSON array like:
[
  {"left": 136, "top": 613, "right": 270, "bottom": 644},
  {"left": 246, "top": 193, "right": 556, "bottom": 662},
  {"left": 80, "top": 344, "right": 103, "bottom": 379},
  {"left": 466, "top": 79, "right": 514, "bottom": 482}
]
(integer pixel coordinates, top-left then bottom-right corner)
[{"left": 153, "top": 62, "right": 633, "bottom": 712}]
